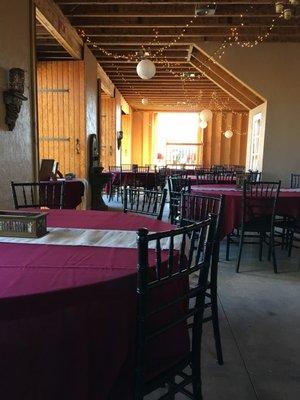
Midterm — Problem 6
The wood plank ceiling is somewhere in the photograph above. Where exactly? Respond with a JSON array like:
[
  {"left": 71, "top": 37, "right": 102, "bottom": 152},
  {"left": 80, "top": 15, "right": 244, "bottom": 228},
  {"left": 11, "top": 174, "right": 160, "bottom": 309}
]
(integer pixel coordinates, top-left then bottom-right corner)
[{"left": 36, "top": 0, "right": 300, "bottom": 111}]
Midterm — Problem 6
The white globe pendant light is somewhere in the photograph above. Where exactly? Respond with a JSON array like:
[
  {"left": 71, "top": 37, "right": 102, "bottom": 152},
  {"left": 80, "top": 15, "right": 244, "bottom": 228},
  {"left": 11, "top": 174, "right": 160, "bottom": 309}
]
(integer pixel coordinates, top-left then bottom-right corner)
[
  {"left": 136, "top": 59, "right": 156, "bottom": 80},
  {"left": 141, "top": 98, "right": 149, "bottom": 105},
  {"left": 200, "top": 109, "right": 213, "bottom": 122},
  {"left": 199, "top": 120, "right": 208, "bottom": 129},
  {"left": 224, "top": 130, "right": 234, "bottom": 139}
]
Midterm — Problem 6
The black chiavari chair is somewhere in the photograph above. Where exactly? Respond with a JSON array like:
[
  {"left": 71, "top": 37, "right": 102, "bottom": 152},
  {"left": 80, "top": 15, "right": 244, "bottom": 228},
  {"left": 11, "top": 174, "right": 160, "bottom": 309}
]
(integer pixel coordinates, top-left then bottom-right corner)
[
  {"left": 291, "top": 173, "right": 300, "bottom": 188},
  {"left": 195, "top": 171, "right": 215, "bottom": 185},
  {"left": 134, "top": 216, "right": 216, "bottom": 400},
  {"left": 215, "top": 171, "right": 236, "bottom": 184},
  {"left": 167, "top": 177, "right": 191, "bottom": 224},
  {"left": 180, "top": 193, "right": 224, "bottom": 365},
  {"left": 227, "top": 181, "right": 281, "bottom": 273},
  {"left": 11, "top": 181, "right": 65, "bottom": 210},
  {"left": 123, "top": 187, "right": 167, "bottom": 220},
  {"left": 108, "top": 166, "right": 123, "bottom": 201}
]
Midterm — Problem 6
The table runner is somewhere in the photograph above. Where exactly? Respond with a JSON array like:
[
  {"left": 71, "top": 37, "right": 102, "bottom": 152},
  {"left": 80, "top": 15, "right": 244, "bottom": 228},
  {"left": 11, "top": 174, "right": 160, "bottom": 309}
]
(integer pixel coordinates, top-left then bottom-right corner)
[{"left": 0, "top": 227, "right": 181, "bottom": 249}]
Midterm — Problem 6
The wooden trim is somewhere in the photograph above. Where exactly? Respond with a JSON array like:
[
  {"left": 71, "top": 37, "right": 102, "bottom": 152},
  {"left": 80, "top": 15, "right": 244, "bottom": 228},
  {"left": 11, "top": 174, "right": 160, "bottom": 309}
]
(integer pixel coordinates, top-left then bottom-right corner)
[
  {"left": 34, "top": 0, "right": 83, "bottom": 59},
  {"left": 97, "top": 63, "right": 115, "bottom": 97},
  {"left": 191, "top": 45, "right": 265, "bottom": 109}
]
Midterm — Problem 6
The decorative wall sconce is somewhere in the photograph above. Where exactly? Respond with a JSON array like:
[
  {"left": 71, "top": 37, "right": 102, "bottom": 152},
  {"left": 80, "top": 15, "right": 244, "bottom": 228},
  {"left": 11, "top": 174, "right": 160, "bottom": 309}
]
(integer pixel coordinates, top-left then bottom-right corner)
[{"left": 3, "top": 68, "right": 27, "bottom": 131}]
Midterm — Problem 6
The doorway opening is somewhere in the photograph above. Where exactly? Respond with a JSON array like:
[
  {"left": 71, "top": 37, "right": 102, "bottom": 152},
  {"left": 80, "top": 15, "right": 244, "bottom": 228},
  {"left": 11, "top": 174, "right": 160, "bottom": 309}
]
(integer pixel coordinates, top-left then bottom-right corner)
[{"left": 154, "top": 112, "right": 202, "bottom": 166}]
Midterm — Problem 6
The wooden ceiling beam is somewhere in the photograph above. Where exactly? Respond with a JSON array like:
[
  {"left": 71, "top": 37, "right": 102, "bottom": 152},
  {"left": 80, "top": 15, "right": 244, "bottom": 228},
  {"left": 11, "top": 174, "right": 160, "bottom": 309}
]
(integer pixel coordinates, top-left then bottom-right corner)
[
  {"left": 61, "top": 4, "right": 288, "bottom": 18},
  {"left": 35, "top": 0, "right": 83, "bottom": 59},
  {"left": 190, "top": 45, "right": 265, "bottom": 109},
  {"left": 55, "top": 1, "right": 277, "bottom": 5},
  {"left": 70, "top": 17, "right": 299, "bottom": 28}
]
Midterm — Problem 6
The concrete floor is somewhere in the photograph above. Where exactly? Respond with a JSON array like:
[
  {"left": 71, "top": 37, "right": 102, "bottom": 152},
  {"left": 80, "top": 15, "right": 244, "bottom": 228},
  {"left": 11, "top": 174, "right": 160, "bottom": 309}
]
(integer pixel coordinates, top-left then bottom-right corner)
[{"left": 105, "top": 196, "right": 300, "bottom": 400}]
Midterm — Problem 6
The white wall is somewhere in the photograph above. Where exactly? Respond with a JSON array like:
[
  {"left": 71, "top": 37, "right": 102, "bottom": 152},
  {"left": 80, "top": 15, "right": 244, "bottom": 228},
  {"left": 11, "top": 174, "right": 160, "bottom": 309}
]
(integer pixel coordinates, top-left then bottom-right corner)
[
  {"left": 0, "top": 0, "right": 36, "bottom": 208},
  {"left": 199, "top": 43, "right": 300, "bottom": 186}
]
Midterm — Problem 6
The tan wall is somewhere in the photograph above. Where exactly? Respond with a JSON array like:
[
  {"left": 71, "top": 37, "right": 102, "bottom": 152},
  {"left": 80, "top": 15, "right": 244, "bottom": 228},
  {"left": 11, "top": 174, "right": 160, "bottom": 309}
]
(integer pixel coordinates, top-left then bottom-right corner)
[
  {"left": 0, "top": 0, "right": 36, "bottom": 209},
  {"left": 199, "top": 43, "right": 300, "bottom": 185}
]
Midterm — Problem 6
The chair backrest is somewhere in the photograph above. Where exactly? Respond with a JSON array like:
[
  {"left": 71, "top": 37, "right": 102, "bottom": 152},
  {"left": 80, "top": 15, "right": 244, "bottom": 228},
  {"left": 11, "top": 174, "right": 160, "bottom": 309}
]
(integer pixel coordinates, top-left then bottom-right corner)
[
  {"left": 290, "top": 173, "right": 300, "bottom": 188},
  {"left": 195, "top": 171, "right": 215, "bottom": 185},
  {"left": 247, "top": 170, "right": 262, "bottom": 182},
  {"left": 180, "top": 193, "right": 224, "bottom": 239},
  {"left": 11, "top": 181, "right": 65, "bottom": 210},
  {"left": 167, "top": 176, "right": 191, "bottom": 193},
  {"left": 124, "top": 187, "right": 167, "bottom": 220},
  {"left": 109, "top": 166, "right": 122, "bottom": 173},
  {"left": 137, "top": 166, "right": 150, "bottom": 173},
  {"left": 121, "top": 164, "right": 132, "bottom": 171},
  {"left": 242, "top": 181, "right": 281, "bottom": 223},
  {"left": 215, "top": 171, "right": 236, "bottom": 184},
  {"left": 135, "top": 217, "right": 216, "bottom": 398}
]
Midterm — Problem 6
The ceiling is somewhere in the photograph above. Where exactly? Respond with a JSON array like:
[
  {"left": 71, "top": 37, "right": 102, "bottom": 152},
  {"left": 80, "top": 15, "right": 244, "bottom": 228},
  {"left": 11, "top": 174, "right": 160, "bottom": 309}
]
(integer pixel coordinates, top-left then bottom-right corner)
[{"left": 36, "top": 1, "right": 300, "bottom": 112}]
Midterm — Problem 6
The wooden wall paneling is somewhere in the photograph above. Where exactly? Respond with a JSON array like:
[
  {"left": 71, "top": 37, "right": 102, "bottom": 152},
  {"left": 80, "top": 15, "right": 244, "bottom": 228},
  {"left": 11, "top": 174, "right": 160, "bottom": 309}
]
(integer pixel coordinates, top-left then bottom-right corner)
[
  {"left": 100, "top": 94, "right": 116, "bottom": 169},
  {"left": 121, "top": 114, "right": 132, "bottom": 164},
  {"left": 223, "top": 112, "right": 233, "bottom": 165},
  {"left": 230, "top": 113, "right": 242, "bottom": 165},
  {"left": 240, "top": 114, "right": 249, "bottom": 166}
]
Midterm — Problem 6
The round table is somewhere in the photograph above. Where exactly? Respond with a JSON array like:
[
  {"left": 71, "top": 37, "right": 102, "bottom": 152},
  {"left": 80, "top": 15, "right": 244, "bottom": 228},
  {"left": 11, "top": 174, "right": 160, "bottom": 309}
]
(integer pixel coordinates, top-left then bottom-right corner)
[
  {"left": 191, "top": 184, "right": 300, "bottom": 238},
  {"left": 0, "top": 210, "right": 188, "bottom": 400}
]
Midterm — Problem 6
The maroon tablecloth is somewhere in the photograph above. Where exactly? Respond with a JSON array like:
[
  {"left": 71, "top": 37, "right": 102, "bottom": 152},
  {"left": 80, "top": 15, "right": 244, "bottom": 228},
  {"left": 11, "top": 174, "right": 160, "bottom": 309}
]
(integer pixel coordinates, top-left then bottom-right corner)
[
  {"left": 0, "top": 210, "right": 188, "bottom": 400},
  {"left": 191, "top": 184, "right": 300, "bottom": 238}
]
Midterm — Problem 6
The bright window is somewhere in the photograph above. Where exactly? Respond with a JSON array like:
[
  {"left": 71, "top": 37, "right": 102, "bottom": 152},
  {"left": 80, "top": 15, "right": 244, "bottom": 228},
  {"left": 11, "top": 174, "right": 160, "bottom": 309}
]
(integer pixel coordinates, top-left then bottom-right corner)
[{"left": 154, "top": 113, "right": 202, "bottom": 165}]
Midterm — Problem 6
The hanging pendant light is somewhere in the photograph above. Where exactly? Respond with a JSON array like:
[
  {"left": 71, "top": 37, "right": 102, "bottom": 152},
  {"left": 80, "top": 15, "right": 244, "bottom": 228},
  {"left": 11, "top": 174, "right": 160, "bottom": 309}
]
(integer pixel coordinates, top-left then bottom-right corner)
[
  {"left": 200, "top": 109, "right": 213, "bottom": 122},
  {"left": 199, "top": 120, "right": 208, "bottom": 129},
  {"left": 224, "top": 130, "right": 234, "bottom": 139},
  {"left": 136, "top": 59, "right": 156, "bottom": 80}
]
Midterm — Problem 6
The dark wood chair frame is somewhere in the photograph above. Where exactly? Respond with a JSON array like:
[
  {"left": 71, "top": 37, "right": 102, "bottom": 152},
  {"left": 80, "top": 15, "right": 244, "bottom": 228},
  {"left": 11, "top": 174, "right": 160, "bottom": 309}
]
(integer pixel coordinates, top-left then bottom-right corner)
[
  {"left": 108, "top": 166, "right": 123, "bottom": 201},
  {"left": 180, "top": 193, "right": 225, "bottom": 366},
  {"left": 167, "top": 177, "right": 191, "bottom": 225},
  {"left": 123, "top": 187, "right": 167, "bottom": 220},
  {"left": 135, "top": 216, "right": 216, "bottom": 400},
  {"left": 226, "top": 181, "right": 281, "bottom": 273},
  {"left": 11, "top": 181, "right": 65, "bottom": 210},
  {"left": 290, "top": 173, "right": 300, "bottom": 189}
]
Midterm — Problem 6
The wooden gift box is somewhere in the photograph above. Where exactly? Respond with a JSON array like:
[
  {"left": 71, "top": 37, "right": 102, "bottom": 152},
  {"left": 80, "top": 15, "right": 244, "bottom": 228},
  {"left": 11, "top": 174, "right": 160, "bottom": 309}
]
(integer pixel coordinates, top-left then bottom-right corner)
[{"left": 0, "top": 211, "right": 48, "bottom": 238}]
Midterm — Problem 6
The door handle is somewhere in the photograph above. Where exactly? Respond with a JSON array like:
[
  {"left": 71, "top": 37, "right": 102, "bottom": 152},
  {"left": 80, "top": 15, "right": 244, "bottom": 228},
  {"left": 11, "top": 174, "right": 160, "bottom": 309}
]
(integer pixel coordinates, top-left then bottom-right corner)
[{"left": 76, "top": 138, "right": 81, "bottom": 154}]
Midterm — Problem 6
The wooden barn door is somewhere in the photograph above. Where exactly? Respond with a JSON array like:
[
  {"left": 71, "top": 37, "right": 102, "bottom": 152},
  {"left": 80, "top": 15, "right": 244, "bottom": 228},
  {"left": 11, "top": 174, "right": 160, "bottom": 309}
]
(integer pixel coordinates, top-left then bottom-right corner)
[
  {"left": 100, "top": 92, "right": 116, "bottom": 169},
  {"left": 37, "top": 61, "right": 86, "bottom": 178}
]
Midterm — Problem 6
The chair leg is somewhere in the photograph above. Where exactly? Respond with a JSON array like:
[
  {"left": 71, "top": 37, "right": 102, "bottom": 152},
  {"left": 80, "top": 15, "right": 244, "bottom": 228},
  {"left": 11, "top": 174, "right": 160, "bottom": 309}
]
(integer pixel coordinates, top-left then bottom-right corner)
[
  {"left": 259, "top": 232, "right": 263, "bottom": 261},
  {"left": 270, "top": 233, "right": 278, "bottom": 273},
  {"left": 211, "top": 288, "right": 224, "bottom": 365},
  {"left": 236, "top": 230, "right": 245, "bottom": 273},
  {"left": 226, "top": 234, "right": 231, "bottom": 261},
  {"left": 288, "top": 230, "right": 293, "bottom": 257}
]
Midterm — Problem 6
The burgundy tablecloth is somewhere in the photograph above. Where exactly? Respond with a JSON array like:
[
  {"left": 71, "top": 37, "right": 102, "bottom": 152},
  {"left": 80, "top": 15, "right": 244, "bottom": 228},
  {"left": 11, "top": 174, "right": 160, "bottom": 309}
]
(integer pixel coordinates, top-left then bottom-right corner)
[
  {"left": 0, "top": 210, "right": 188, "bottom": 400},
  {"left": 191, "top": 184, "right": 300, "bottom": 238}
]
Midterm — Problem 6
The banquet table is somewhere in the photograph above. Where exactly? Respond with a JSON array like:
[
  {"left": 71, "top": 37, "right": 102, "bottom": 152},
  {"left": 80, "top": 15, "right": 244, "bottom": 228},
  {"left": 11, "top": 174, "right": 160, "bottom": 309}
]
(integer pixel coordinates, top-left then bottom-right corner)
[
  {"left": 0, "top": 210, "right": 188, "bottom": 400},
  {"left": 191, "top": 184, "right": 300, "bottom": 238}
]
